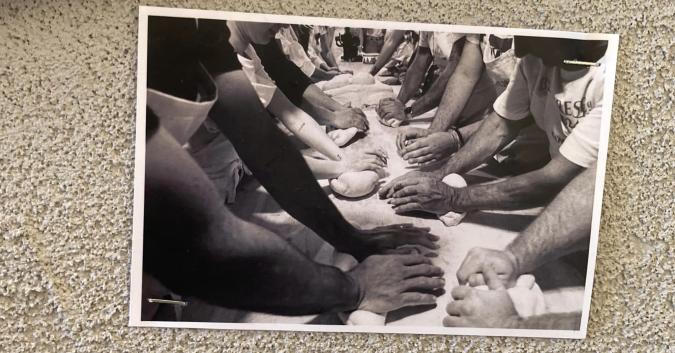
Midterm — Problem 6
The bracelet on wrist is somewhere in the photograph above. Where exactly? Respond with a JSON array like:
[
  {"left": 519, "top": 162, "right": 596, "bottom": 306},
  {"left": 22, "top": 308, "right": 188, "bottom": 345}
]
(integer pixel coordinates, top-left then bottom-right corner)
[{"left": 449, "top": 126, "right": 464, "bottom": 147}]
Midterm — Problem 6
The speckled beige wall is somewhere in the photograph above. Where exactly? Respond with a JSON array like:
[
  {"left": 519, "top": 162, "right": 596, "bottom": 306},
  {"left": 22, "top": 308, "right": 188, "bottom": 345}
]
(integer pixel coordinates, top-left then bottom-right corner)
[{"left": 1, "top": 0, "right": 673, "bottom": 351}]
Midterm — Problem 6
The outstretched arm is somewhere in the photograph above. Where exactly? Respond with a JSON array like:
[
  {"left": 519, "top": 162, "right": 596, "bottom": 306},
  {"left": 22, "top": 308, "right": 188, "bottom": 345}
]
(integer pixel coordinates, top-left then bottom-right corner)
[
  {"left": 369, "top": 30, "right": 405, "bottom": 76},
  {"left": 144, "top": 122, "right": 359, "bottom": 315},
  {"left": 456, "top": 165, "right": 596, "bottom": 287},
  {"left": 406, "top": 44, "right": 463, "bottom": 118},
  {"left": 506, "top": 164, "right": 595, "bottom": 272},
  {"left": 428, "top": 39, "right": 484, "bottom": 132},
  {"left": 208, "top": 70, "right": 358, "bottom": 251},
  {"left": 396, "top": 46, "right": 433, "bottom": 104}
]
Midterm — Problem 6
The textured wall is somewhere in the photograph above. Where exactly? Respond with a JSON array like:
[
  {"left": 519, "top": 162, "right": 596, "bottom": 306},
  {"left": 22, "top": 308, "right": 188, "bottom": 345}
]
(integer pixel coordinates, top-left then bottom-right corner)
[{"left": 1, "top": 0, "right": 673, "bottom": 352}]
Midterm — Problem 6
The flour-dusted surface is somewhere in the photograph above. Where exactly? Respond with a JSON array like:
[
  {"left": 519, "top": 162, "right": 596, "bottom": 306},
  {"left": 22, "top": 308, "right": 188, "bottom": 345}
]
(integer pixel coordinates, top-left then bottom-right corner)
[{"left": 1, "top": 0, "right": 673, "bottom": 352}]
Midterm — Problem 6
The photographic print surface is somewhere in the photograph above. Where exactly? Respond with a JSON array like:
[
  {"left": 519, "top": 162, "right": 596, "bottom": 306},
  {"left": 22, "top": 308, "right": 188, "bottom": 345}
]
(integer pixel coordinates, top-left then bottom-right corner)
[{"left": 130, "top": 6, "right": 619, "bottom": 339}]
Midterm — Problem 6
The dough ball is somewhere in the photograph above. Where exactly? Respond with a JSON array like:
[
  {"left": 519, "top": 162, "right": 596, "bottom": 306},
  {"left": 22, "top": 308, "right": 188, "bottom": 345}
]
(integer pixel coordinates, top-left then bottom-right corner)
[
  {"left": 330, "top": 171, "right": 380, "bottom": 198},
  {"left": 351, "top": 72, "right": 375, "bottom": 85},
  {"left": 327, "top": 127, "right": 359, "bottom": 147},
  {"left": 322, "top": 74, "right": 353, "bottom": 90},
  {"left": 438, "top": 173, "right": 468, "bottom": 226},
  {"left": 345, "top": 310, "right": 386, "bottom": 325},
  {"left": 442, "top": 173, "right": 468, "bottom": 188}
]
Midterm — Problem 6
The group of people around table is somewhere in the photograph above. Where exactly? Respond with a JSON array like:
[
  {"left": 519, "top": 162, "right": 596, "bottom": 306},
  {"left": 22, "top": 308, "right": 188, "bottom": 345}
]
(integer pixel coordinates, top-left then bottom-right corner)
[{"left": 142, "top": 17, "right": 607, "bottom": 330}]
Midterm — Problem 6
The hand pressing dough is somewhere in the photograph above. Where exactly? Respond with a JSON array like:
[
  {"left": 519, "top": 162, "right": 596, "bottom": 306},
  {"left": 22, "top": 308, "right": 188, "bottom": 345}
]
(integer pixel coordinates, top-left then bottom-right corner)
[
  {"left": 473, "top": 274, "right": 547, "bottom": 318},
  {"left": 438, "top": 173, "right": 468, "bottom": 226},
  {"left": 351, "top": 72, "right": 375, "bottom": 85},
  {"left": 330, "top": 171, "right": 380, "bottom": 198},
  {"left": 321, "top": 73, "right": 353, "bottom": 90},
  {"left": 327, "top": 127, "right": 359, "bottom": 147}
]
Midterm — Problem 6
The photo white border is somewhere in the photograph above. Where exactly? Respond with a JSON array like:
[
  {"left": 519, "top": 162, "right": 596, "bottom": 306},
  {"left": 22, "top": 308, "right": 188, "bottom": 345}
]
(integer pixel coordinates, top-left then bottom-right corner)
[{"left": 129, "top": 5, "right": 620, "bottom": 340}]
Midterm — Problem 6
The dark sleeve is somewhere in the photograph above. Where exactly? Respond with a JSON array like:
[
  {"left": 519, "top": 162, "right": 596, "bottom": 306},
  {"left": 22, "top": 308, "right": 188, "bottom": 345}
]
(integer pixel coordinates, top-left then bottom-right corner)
[
  {"left": 252, "top": 41, "right": 313, "bottom": 106},
  {"left": 195, "top": 19, "right": 242, "bottom": 76},
  {"left": 146, "top": 16, "right": 241, "bottom": 100},
  {"left": 146, "top": 107, "right": 159, "bottom": 141}
]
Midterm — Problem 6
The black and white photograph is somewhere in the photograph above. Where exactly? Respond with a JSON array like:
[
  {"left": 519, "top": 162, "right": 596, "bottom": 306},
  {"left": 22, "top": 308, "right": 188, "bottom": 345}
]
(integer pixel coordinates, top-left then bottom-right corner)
[{"left": 129, "top": 6, "right": 619, "bottom": 338}]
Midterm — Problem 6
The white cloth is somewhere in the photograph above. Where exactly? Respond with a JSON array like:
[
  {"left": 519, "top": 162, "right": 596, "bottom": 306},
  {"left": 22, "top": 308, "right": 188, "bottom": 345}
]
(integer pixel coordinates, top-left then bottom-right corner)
[
  {"left": 145, "top": 64, "right": 217, "bottom": 146},
  {"left": 481, "top": 34, "right": 518, "bottom": 95},
  {"left": 474, "top": 274, "right": 547, "bottom": 318},
  {"left": 236, "top": 45, "right": 278, "bottom": 107},
  {"left": 276, "top": 27, "right": 316, "bottom": 77},
  {"left": 493, "top": 55, "right": 606, "bottom": 167}
]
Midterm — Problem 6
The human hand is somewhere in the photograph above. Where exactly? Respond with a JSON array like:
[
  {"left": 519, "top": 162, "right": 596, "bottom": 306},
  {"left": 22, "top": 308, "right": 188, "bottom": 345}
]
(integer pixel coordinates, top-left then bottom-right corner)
[
  {"left": 378, "top": 170, "right": 440, "bottom": 199},
  {"left": 442, "top": 284, "right": 520, "bottom": 328},
  {"left": 342, "top": 147, "right": 388, "bottom": 176},
  {"left": 385, "top": 177, "right": 463, "bottom": 215},
  {"left": 376, "top": 98, "right": 408, "bottom": 127},
  {"left": 344, "top": 223, "right": 441, "bottom": 261},
  {"left": 331, "top": 108, "right": 369, "bottom": 131},
  {"left": 395, "top": 127, "right": 430, "bottom": 153},
  {"left": 400, "top": 131, "right": 461, "bottom": 166},
  {"left": 456, "top": 247, "right": 519, "bottom": 289},
  {"left": 348, "top": 254, "right": 445, "bottom": 313}
]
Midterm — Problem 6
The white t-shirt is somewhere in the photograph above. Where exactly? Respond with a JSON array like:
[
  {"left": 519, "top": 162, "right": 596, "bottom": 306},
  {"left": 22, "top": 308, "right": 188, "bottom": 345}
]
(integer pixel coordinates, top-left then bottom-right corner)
[
  {"left": 481, "top": 34, "right": 518, "bottom": 95},
  {"left": 276, "top": 27, "right": 316, "bottom": 77},
  {"left": 493, "top": 55, "right": 606, "bottom": 167},
  {"left": 418, "top": 32, "right": 480, "bottom": 66},
  {"left": 236, "top": 45, "right": 278, "bottom": 108}
]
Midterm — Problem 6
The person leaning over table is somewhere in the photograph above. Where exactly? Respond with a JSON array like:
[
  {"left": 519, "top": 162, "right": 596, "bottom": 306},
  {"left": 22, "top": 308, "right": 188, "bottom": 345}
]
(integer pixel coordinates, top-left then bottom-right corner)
[
  {"left": 252, "top": 26, "right": 366, "bottom": 132},
  {"left": 443, "top": 165, "right": 596, "bottom": 330},
  {"left": 375, "top": 32, "right": 496, "bottom": 129},
  {"left": 143, "top": 16, "right": 444, "bottom": 317},
  {"left": 394, "top": 33, "right": 548, "bottom": 171},
  {"left": 275, "top": 25, "right": 342, "bottom": 82},
  {"left": 227, "top": 21, "right": 387, "bottom": 180},
  {"left": 379, "top": 36, "right": 608, "bottom": 215}
]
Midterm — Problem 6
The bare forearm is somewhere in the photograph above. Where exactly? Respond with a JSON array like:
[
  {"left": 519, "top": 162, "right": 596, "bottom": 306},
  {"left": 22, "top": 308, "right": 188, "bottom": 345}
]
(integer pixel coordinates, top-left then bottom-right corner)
[
  {"left": 144, "top": 125, "right": 359, "bottom": 315},
  {"left": 210, "top": 72, "right": 356, "bottom": 249},
  {"left": 304, "top": 156, "right": 345, "bottom": 179},
  {"left": 438, "top": 113, "right": 518, "bottom": 177},
  {"left": 455, "top": 169, "right": 568, "bottom": 211},
  {"left": 369, "top": 30, "right": 405, "bottom": 75},
  {"left": 269, "top": 90, "right": 342, "bottom": 161},
  {"left": 397, "top": 48, "right": 432, "bottom": 104},
  {"left": 507, "top": 166, "right": 596, "bottom": 273},
  {"left": 301, "top": 84, "right": 344, "bottom": 113},
  {"left": 429, "top": 43, "right": 483, "bottom": 132},
  {"left": 409, "top": 60, "right": 457, "bottom": 119},
  {"left": 321, "top": 36, "right": 339, "bottom": 67}
]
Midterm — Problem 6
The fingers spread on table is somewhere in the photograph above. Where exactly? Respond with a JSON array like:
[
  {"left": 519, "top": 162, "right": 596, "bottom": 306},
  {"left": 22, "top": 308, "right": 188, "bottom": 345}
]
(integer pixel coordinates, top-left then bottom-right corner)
[{"left": 404, "top": 263, "right": 444, "bottom": 278}]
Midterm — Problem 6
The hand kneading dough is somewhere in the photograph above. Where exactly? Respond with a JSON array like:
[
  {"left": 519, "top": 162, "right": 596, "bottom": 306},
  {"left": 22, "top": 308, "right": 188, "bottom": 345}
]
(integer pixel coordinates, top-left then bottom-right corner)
[
  {"left": 321, "top": 73, "right": 353, "bottom": 90},
  {"left": 351, "top": 72, "right": 375, "bottom": 85},
  {"left": 327, "top": 127, "right": 359, "bottom": 147},
  {"left": 438, "top": 173, "right": 468, "bottom": 226},
  {"left": 330, "top": 171, "right": 380, "bottom": 198}
]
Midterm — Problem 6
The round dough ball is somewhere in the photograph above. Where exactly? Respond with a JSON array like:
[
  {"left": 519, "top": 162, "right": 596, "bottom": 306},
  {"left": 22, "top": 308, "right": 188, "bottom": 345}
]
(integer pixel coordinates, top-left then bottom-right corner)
[
  {"left": 330, "top": 171, "right": 380, "bottom": 198},
  {"left": 442, "top": 173, "right": 467, "bottom": 188},
  {"left": 327, "top": 127, "right": 359, "bottom": 147}
]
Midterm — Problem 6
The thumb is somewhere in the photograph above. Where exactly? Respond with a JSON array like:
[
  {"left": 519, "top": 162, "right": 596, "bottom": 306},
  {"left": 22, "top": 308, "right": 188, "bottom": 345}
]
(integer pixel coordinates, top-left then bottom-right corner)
[{"left": 484, "top": 267, "right": 506, "bottom": 290}]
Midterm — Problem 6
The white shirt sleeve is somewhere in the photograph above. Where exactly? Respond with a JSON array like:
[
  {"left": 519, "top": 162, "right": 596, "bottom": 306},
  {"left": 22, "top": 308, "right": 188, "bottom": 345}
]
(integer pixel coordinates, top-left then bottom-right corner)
[
  {"left": 559, "top": 90, "right": 604, "bottom": 167},
  {"left": 237, "top": 46, "right": 278, "bottom": 108},
  {"left": 276, "top": 29, "right": 316, "bottom": 77},
  {"left": 493, "top": 59, "right": 531, "bottom": 121}
]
